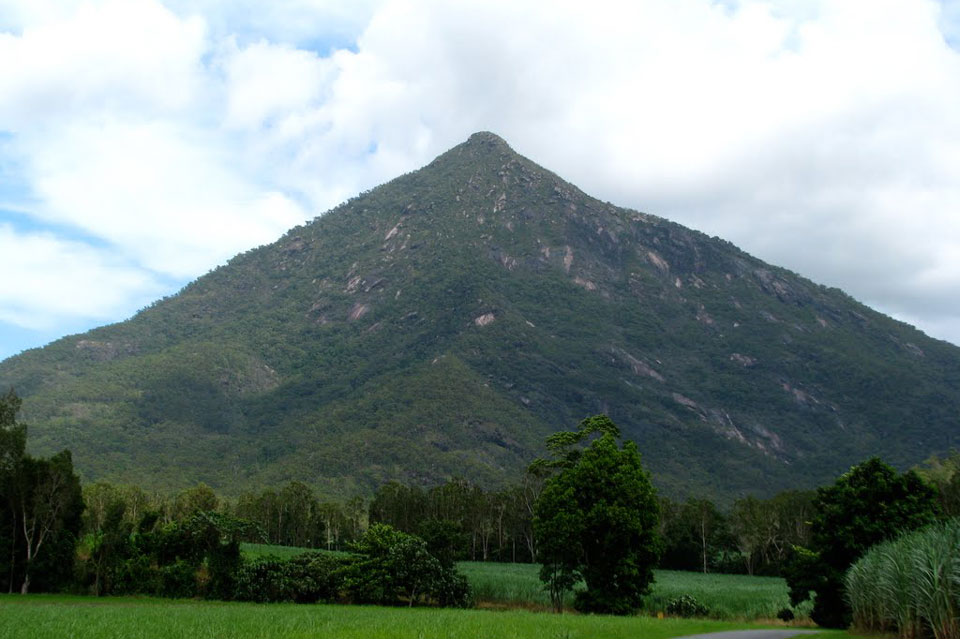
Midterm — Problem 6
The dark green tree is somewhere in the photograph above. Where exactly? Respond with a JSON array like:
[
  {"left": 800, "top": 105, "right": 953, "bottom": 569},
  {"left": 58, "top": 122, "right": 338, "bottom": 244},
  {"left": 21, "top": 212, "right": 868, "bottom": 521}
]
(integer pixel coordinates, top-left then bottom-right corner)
[
  {"left": 533, "top": 415, "right": 660, "bottom": 614},
  {"left": 0, "top": 389, "right": 26, "bottom": 593},
  {"left": 659, "top": 497, "right": 730, "bottom": 573},
  {"left": 87, "top": 499, "right": 132, "bottom": 595},
  {"left": 784, "top": 457, "right": 940, "bottom": 628},
  {"left": 342, "top": 523, "right": 470, "bottom": 607},
  {"left": 13, "top": 450, "right": 84, "bottom": 593}
]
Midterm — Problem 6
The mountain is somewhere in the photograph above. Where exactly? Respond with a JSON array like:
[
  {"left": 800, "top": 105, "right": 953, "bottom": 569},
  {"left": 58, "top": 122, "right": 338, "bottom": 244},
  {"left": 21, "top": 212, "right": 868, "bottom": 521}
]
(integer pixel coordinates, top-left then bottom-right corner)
[{"left": 2, "top": 132, "right": 959, "bottom": 500}]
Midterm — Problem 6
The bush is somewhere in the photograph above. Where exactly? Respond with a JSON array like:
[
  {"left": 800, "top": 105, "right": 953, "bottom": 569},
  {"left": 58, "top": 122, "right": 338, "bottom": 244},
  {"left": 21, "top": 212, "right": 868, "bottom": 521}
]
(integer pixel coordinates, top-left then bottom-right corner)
[
  {"left": 158, "top": 560, "right": 198, "bottom": 599},
  {"left": 777, "top": 608, "right": 795, "bottom": 622},
  {"left": 234, "top": 552, "right": 345, "bottom": 604},
  {"left": 666, "top": 595, "right": 709, "bottom": 618},
  {"left": 342, "top": 523, "right": 472, "bottom": 607}
]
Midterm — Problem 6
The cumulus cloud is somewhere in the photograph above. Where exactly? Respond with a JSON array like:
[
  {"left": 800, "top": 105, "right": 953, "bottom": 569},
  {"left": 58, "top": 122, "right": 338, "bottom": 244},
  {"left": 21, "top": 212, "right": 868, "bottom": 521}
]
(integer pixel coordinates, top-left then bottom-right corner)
[
  {"left": 1, "top": 0, "right": 959, "bottom": 360},
  {"left": 0, "top": 224, "right": 162, "bottom": 329}
]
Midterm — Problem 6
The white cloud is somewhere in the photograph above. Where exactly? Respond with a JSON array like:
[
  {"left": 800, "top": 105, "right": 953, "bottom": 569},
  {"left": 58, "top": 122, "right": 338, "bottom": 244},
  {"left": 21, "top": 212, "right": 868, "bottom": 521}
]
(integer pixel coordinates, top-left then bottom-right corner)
[
  {"left": 1, "top": 0, "right": 960, "bottom": 350},
  {"left": 0, "top": 224, "right": 160, "bottom": 329},
  {"left": 17, "top": 119, "right": 306, "bottom": 277},
  {"left": 221, "top": 39, "right": 335, "bottom": 130},
  {"left": 0, "top": 0, "right": 207, "bottom": 125}
]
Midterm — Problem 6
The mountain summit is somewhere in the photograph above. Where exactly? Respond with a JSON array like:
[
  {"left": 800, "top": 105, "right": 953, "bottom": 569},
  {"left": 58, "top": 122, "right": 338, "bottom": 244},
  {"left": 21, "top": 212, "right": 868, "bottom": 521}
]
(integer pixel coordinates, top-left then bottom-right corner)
[{"left": 3, "top": 133, "right": 959, "bottom": 499}]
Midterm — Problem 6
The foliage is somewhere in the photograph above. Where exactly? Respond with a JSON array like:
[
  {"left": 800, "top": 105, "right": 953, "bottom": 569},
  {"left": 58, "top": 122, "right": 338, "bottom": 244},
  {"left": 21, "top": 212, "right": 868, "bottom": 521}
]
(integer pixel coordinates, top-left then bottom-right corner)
[
  {"left": 666, "top": 594, "right": 709, "bottom": 618},
  {"left": 659, "top": 497, "right": 733, "bottom": 574},
  {"left": 776, "top": 607, "right": 795, "bottom": 621},
  {"left": 0, "top": 391, "right": 84, "bottom": 594},
  {"left": 914, "top": 450, "right": 960, "bottom": 517},
  {"left": 342, "top": 523, "right": 470, "bottom": 607},
  {"left": 784, "top": 457, "right": 940, "bottom": 628},
  {"left": 369, "top": 477, "right": 536, "bottom": 564},
  {"left": 234, "top": 551, "right": 346, "bottom": 604},
  {"left": 845, "top": 518, "right": 960, "bottom": 639},
  {"left": 534, "top": 416, "right": 660, "bottom": 614}
]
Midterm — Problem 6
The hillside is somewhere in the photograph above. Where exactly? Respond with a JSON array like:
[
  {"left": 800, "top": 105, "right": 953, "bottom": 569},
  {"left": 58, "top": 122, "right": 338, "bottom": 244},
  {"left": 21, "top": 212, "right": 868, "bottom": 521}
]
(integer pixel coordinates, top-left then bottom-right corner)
[{"left": 2, "top": 132, "right": 959, "bottom": 500}]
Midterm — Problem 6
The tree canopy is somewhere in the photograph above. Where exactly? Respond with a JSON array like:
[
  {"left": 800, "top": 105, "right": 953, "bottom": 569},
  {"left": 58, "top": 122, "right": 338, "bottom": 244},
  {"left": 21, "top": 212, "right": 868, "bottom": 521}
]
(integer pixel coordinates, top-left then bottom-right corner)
[
  {"left": 784, "top": 457, "right": 940, "bottom": 628},
  {"left": 533, "top": 415, "right": 660, "bottom": 614}
]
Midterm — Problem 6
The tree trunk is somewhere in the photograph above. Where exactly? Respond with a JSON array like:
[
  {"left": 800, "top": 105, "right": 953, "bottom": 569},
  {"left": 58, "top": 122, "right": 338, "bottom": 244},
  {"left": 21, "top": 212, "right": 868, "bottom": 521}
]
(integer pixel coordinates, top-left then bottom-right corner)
[{"left": 700, "top": 519, "right": 708, "bottom": 573}]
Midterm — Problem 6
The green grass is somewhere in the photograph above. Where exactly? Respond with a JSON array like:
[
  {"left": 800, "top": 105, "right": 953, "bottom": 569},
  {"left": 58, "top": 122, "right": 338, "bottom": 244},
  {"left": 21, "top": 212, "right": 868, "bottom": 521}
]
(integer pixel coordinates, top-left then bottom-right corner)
[
  {"left": 0, "top": 594, "right": 780, "bottom": 639},
  {"left": 460, "top": 562, "right": 812, "bottom": 620},
  {"left": 240, "top": 543, "right": 348, "bottom": 560},
  {"left": 240, "top": 544, "right": 811, "bottom": 621}
]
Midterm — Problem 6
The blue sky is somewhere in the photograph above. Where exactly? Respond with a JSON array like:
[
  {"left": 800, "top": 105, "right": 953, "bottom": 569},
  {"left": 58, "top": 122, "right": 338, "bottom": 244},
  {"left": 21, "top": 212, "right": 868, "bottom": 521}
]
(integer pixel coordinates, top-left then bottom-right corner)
[{"left": 2, "top": 0, "right": 960, "bottom": 362}]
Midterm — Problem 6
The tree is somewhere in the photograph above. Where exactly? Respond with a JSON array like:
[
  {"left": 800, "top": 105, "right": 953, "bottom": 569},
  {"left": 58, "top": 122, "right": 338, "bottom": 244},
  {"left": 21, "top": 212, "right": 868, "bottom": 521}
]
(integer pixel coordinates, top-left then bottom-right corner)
[
  {"left": 342, "top": 523, "right": 470, "bottom": 607},
  {"left": 660, "top": 497, "right": 730, "bottom": 573},
  {"left": 533, "top": 415, "right": 660, "bottom": 614},
  {"left": 0, "top": 389, "right": 27, "bottom": 593},
  {"left": 784, "top": 457, "right": 940, "bottom": 628},
  {"left": 14, "top": 450, "right": 84, "bottom": 593}
]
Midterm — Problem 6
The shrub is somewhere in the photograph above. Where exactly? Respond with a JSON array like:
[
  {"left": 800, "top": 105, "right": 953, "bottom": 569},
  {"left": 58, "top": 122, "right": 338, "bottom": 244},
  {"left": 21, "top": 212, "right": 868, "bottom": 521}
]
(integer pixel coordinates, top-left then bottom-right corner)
[
  {"left": 342, "top": 523, "right": 472, "bottom": 607},
  {"left": 666, "top": 595, "right": 709, "bottom": 618},
  {"left": 234, "top": 552, "right": 346, "bottom": 604},
  {"left": 777, "top": 608, "right": 795, "bottom": 622}
]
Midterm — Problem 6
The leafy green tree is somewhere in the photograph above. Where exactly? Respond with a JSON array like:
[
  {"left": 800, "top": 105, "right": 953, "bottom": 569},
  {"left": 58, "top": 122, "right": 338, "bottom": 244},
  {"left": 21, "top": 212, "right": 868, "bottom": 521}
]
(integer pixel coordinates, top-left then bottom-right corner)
[
  {"left": 172, "top": 483, "right": 219, "bottom": 520},
  {"left": 915, "top": 450, "right": 960, "bottom": 517},
  {"left": 13, "top": 450, "right": 84, "bottom": 593},
  {"left": 0, "top": 389, "right": 26, "bottom": 593},
  {"left": 659, "top": 497, "right": 730, "bottom": 573},
  {"left": 86, "top": 499, "right": 132, "bottom": 595},
  {"left": 533, "top": 415, "right": 660, "bottom": 614},
  {"left": 342, "top": 523, "right": 470, "bottom": 607},
  {"left": 784, "top": 457, "right": 940, "bottom": 628}
]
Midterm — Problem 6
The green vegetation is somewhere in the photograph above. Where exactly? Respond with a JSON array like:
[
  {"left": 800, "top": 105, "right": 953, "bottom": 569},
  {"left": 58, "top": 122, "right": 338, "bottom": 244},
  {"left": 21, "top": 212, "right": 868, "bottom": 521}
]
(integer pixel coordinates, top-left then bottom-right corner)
[
  {"left": 461, "top": 562, "right": 810, "bottom": 620},
  {"left": 784, "top": 458, "right": 941, "bottom": 628},
  {"left": 0, "top": 390, "right": 84, "bottom": 594},
  {"left": 0, "top": 594, "right": 781, "bottom": 639},
  {"left": 846, "top": 518, "right": 960, "bottom": 639},
  {"left": 238, "top": 549, "right": 806, "bottom": 621},
  {"left": 533, "top": 415, "right": 660, "bottom": 614},
  {"left": 1, "top": 133, "right": 958, "bottom": 501}
]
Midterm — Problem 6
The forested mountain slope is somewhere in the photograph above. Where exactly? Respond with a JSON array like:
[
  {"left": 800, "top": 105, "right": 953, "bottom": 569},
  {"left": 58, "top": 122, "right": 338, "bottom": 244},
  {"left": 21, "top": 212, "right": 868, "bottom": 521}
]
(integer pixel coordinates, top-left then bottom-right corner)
[{"left": 2, "top": 132, "right": 958, "bottom": 500}]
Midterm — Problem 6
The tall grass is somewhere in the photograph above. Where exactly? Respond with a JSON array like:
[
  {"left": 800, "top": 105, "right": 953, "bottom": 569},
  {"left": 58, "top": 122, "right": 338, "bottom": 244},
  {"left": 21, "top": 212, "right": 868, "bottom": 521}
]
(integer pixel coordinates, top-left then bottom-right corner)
[
  {"left": 461, "top": 562, "right": 807, "bottom": 620},
  {"left": 846, "top": 518, "right": 960, "bottom": 639},
  {"left": 0, "top": 595, "right": 770, "bottom": 639}
]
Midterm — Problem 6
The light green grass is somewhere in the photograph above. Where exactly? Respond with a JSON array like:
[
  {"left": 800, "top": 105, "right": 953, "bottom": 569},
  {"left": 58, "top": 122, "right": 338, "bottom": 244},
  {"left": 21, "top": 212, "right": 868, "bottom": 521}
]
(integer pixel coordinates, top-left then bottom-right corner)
[
  {"left": 460, "top": 562, "right": 812, "bottom": 620},
  {"left": 0, "top": 594, "right": 774, "bottom": 639},
  {"left": 240, "top": 543, "right": 350, "bottom": 560}
]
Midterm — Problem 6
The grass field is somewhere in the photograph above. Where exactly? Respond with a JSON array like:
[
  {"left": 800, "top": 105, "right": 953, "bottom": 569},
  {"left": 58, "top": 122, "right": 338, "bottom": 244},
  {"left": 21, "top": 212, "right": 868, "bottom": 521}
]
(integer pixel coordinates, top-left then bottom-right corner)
[
  {"left": 0, "top": 594, "right": 790, "bottom": 639},
  {"left": 452, "top": 563, "right": 810, "bottom": 621},
  {"left": 239, "top": 545, "right": 810, "bottom": 621}
]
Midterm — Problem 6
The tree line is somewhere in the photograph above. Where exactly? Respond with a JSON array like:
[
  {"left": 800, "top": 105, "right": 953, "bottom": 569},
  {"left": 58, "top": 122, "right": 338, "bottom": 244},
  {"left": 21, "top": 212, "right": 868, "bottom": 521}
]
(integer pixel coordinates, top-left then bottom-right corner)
[{"left": 2, "top": 387, "right": 958, "bottom": 623}]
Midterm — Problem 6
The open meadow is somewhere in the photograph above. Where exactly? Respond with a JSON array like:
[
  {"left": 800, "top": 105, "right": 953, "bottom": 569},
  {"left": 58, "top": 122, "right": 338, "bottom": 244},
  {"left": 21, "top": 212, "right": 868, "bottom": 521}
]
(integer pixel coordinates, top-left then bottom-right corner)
[{"left": 0, "top": 594, "right": 799, "bottom": 639}]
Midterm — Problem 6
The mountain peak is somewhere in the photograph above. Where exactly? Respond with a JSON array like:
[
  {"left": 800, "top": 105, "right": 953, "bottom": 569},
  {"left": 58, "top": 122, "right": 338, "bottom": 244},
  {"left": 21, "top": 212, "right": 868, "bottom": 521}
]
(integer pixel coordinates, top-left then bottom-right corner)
[
  {"left": 465, "top": 130, "right": 511, "bottom": 147},
  {"left": 2, "top": 133, "right": 959, "bottom": 500}
]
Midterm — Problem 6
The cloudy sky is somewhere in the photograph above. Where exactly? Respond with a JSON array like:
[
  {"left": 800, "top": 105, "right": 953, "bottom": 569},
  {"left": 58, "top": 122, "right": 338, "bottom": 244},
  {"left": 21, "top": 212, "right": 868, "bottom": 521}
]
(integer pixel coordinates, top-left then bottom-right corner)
[{"left": 1, "top": 0, "right": 959, "bottom": 360}]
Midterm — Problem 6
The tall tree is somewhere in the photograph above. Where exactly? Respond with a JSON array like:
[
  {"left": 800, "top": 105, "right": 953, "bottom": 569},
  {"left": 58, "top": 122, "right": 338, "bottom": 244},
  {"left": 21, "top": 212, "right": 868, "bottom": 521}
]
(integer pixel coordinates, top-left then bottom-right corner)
[
  {"left": 533, "top": 415, "right": 660, "bottom": 614},
  {"left": 0, "top": 389, "right": 26, "bottom": 593},
  {"left": 784, "top": 457, "right": 940, "bottom": 628},
  {"left": 14, "top": 450, "right": 84, "bottom": 593}
]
